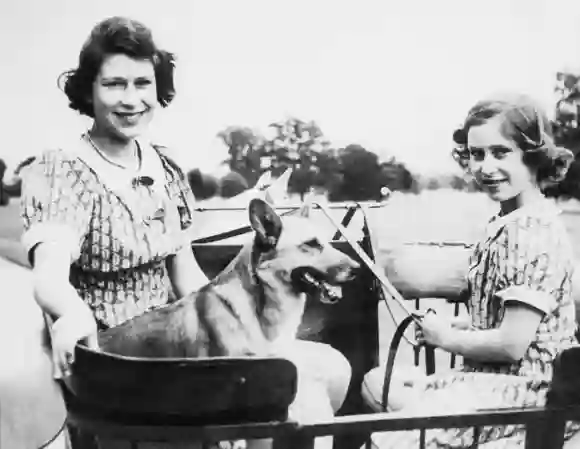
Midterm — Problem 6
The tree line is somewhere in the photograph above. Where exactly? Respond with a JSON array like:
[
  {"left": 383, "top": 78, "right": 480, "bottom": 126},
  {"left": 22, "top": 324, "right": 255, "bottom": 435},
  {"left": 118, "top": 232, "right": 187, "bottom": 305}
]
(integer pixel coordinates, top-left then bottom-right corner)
[{"left": 204, "top": 118, "right": 417, "bottom": 202}]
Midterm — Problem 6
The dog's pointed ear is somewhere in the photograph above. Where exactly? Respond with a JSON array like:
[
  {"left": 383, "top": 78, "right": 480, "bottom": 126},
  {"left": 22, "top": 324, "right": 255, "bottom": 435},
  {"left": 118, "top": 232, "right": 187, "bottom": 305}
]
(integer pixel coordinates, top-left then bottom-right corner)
[{"left": 249, "top": 198, "right": 283, "bottom": 249}]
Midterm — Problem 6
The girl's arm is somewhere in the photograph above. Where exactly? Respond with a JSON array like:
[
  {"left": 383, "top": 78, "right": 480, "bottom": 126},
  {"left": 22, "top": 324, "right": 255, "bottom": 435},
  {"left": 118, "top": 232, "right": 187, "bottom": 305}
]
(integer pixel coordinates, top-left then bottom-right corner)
[
  {"left": 20, "top": 151, "right": 98, "bottom": 377},
  {"left": 32, "top": 242, "right": 94, "bottom": 319},
  {"left": 428, "top": 303, "right": 544, "bottom": 363},
  {"left": 32, "top": 241, "right": 98, "bottom": 378}
]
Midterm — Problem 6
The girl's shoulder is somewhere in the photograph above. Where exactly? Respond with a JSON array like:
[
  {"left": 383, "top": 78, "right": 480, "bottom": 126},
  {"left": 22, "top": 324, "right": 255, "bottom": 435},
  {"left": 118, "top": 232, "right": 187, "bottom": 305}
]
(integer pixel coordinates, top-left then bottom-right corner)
[
  {"left": 22, "top": 146, "right": 91, "bottom": 191},
  {"left": 29, "top": 147, "right": 81, "bottom": 167},
  {"left": 496, "top": 199, "right": 573, "bottom": 265}
]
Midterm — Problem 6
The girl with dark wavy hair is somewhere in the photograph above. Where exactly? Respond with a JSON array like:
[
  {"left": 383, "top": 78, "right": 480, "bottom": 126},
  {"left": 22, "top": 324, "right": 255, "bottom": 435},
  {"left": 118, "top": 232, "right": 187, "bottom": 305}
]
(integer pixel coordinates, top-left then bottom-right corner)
[
  {"left": 12, "top": 16, "right": 207, "bottom": 448},
  {"left": 362, "top": 93, "right": 580, "bottom": 448}
]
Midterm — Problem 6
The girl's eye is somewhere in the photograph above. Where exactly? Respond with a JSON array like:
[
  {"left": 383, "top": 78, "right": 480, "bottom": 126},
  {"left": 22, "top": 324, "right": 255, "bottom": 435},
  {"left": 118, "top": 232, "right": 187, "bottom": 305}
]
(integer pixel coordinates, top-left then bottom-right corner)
[
  {"left": 491, "top": 147, "right": 511, "bottom": 159},
  {"left": 102, "top": 79, "right": 152, "bottom": 88},
  {"left": 104, "top": 81, "right": 125, "bottom": 88},
  {"left": 468, "top": 146, "right": 512, "bottom": 161},
  {"left": 469, "top": 148, "right": 485, "bottom": 161},
  {"left": 135, "top": 79, "right": 153, "bottom": 88}
]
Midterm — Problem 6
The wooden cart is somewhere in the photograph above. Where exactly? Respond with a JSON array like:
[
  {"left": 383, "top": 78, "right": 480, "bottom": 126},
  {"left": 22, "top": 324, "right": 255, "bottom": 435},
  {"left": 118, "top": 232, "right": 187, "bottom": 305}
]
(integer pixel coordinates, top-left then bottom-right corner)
[{"left": 59, "top": 202, "right": 580, "bottom": 449}]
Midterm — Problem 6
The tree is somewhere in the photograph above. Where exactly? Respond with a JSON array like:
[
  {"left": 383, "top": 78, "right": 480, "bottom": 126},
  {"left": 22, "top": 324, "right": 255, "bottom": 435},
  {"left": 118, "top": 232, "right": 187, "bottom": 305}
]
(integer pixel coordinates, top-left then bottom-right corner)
[
  {"left": 379, "top": 157, "right": 416, "bottom": 192},
  {"left": 312, "top": 148, "right": 343, "bottom": 193},
  {"left": 265, "top": 118, "right": 331, "bottom": 198},
  {"left": 218, "top": 126, "right": 264, "bottom": 186},
  {"left": 220, "top": 171, "right": 249, "bottom": 198},
  {"left": 216, "top": 117, "right": 417, "bottom": 202},
  {"left": 187, "top": 168, "right": 220, "bottom": 200},
  {"left": 329, "top": 145, "right": 384, "bottom": 201}
]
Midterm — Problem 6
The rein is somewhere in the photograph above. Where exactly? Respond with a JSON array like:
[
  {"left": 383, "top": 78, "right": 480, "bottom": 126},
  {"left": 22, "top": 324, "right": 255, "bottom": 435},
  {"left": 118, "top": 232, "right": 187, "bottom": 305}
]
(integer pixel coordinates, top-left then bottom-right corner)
[
  {"left": 311, "top": 201, "right": 418, "bottom": 321},
  {"left": 312, "top": 201, "right": 441, "bottom": 413}
]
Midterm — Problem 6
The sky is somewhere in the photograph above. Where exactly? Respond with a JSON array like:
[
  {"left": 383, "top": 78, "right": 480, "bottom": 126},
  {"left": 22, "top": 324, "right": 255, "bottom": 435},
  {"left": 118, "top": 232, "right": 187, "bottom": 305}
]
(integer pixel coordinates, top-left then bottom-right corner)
[{"left": 2, "top": 0, "right": 580, "bottom": 176}]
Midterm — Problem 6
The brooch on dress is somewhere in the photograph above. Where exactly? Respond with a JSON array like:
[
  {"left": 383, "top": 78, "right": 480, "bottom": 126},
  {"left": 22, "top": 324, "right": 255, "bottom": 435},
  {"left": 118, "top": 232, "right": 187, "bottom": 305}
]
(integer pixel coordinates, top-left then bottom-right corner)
[
  {"left": 132, "top": 176, "right": 155, "bottom": 188},
  {"left": 131, "top": 176, "right": 166, "bottom": 225}
]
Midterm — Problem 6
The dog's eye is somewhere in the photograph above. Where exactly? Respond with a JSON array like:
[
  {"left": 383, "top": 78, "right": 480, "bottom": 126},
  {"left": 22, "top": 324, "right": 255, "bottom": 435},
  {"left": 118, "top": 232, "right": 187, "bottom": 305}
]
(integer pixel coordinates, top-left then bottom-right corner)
[{"left": 303, "top": 238, "right": 323, "bottom": 250}]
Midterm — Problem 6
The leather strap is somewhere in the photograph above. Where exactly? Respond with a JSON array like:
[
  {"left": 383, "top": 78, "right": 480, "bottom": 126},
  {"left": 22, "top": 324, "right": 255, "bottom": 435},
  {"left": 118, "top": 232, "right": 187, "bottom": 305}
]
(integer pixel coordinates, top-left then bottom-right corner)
[
  {"left": 192, "top": 204, "right": 361, "bottom": 245},
  {"left": 192, "top": 225, "right": 253, "bottom": 244},
  {"left": 191, "top": 209, "right": 297, "bottom": 245},
  {"left": 381, "top": 315, "right": 436, "bottom": 411}
]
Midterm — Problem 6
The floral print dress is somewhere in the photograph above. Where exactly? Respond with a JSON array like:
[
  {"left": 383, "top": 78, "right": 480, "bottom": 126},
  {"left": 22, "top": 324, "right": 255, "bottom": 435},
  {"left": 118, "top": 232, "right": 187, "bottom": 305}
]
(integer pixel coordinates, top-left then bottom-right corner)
[
  {"left": 20, "top": 133, "right": 197, "bottom": 329},
  {"left": 369, "top": 197, "right": 579, "bottom": 449}
]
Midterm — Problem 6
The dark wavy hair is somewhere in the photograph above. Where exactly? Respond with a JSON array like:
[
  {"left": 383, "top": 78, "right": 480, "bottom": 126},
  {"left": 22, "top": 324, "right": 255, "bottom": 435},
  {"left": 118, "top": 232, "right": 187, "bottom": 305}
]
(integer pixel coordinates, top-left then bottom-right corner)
[
  {"left": 452, "top": 93, "right": 573, "bottom": 184},
  {"left": 58, "top": 16, "right": 176, "bottom": 117}
]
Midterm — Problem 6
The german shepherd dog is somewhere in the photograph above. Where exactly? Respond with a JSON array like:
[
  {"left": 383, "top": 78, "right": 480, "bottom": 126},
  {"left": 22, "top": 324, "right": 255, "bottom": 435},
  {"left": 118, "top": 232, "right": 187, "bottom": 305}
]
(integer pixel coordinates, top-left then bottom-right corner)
[{"left": 98, "top": 198, "right": 359, "bottom": 358}]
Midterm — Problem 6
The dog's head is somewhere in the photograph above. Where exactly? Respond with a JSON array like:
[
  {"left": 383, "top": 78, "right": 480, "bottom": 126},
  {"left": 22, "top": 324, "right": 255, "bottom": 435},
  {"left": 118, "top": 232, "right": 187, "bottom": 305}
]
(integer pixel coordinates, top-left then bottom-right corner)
[{"left": 248, "top": 198, "right": 359, "bottom": 303}]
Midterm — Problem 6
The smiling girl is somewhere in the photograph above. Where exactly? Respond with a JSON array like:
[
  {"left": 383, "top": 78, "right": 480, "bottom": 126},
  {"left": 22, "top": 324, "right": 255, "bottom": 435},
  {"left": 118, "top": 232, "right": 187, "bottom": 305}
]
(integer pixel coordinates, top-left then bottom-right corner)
[
  {"left": 362, "top": 93, "right": 580, "bottom": 448},
  {"left": 16, "top": 17, "right": 208, "bottom": 448}
]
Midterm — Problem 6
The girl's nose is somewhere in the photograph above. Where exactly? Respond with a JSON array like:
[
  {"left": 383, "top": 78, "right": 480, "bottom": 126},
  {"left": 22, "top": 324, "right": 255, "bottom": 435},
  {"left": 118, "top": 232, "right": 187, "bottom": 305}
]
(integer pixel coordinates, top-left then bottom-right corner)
[
  {"left": 477, "top": 154, "right": 499, "bottom": 176},
  {"left": 121, "top": 84, "right": 141, "bottom": 107}
]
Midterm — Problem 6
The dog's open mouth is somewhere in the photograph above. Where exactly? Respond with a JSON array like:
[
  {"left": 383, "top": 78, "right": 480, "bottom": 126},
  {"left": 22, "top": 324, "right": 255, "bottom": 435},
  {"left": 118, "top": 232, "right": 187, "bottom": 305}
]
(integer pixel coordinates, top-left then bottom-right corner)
[{"left": 291, "top": 267, "right": 350, "bottom": 304}]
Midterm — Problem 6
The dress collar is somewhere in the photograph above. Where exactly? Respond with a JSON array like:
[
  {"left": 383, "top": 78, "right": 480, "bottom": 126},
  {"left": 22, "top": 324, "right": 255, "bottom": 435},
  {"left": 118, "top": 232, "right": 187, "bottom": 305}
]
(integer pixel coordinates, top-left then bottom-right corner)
[
  {"left": 67, "top": 133, "right": 168, "bottom": 195},
  {"left": 485, "top": 196, "right": 561, "bottom": 237}
]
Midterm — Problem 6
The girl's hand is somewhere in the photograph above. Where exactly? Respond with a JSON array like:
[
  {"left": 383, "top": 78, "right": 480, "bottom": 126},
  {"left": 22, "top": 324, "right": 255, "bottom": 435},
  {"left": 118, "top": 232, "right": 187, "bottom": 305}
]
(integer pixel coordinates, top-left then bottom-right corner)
[
  {"left": 415, "top": 311, "right": 454, "bottom": 348},
  {"left": 450, "top": 315, "right": 473, "bottom": 330},
  {"left": 49, "top": 309, "right": 99, "bottom": 379}
]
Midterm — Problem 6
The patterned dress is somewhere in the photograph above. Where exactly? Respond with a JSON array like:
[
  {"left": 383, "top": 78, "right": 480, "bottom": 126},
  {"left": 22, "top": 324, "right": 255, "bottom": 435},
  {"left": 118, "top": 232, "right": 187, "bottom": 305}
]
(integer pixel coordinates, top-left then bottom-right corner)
[
  {"left": 20, "top": 133, "right": 197, "bottom": 329},
  {"left": 370, "top": 197, "right": 579, "bottom": 449}
]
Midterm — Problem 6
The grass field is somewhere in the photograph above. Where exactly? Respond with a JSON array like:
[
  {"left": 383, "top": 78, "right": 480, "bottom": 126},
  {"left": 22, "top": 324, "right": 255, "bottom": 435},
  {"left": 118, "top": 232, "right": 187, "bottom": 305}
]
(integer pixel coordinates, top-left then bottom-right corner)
[{"left": 2, "top": 191, "right": 580, "bottom": 371}]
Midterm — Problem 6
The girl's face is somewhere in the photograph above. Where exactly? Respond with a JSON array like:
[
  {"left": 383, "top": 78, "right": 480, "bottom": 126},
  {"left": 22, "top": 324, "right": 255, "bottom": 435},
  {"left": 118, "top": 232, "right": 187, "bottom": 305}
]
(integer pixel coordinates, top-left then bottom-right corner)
[
  {"left": 467, "top": 116, "right": 538, "bottom": 204},
  {"left": 91, "top": 53, "right": 158, "bottom": 142}
]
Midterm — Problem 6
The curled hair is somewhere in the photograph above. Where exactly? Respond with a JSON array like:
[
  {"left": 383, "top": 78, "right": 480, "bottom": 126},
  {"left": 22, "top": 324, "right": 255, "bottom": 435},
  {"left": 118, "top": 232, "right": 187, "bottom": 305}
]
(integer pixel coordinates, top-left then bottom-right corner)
[
  {"left": 58, "top": 16, "right": 176, "bottom": 117},
  {"left": 452, "top": 93, "right": 573, "bottom": 184}
]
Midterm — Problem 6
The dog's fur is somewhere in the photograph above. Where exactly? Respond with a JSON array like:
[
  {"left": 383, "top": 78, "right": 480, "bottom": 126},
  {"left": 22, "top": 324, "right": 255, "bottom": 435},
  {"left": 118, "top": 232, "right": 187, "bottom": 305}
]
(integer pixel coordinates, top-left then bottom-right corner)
[{"left": 98, "top": 198, "right": 358, "bottom": 358}]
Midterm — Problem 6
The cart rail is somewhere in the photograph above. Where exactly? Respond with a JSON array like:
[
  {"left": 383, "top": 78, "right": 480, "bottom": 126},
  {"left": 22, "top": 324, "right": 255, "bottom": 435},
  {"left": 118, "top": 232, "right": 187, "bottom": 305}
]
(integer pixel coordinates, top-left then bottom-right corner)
[{"left": 66, "top": 400, "right": 580, "bottom": 449}]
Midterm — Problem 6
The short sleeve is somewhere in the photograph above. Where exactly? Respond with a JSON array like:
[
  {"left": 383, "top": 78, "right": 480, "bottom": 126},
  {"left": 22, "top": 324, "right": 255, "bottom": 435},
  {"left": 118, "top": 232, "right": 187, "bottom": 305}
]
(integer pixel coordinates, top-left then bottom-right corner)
[
  {"left": 20, "top": 150, "right": 92, "bottom": 265},
  {"left": 495, "top": 217, "right": 572, "bottom": 315}
]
